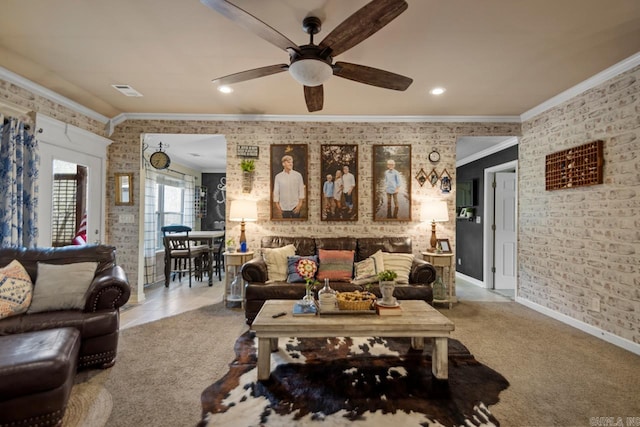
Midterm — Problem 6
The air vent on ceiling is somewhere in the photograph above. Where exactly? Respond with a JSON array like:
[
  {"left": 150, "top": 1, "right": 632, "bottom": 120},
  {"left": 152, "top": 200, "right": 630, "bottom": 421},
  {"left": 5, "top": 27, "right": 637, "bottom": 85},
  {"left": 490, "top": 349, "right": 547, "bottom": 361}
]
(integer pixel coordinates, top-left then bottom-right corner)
[{"left": 111, "top": 84, "right": 143, "bottom": 97}]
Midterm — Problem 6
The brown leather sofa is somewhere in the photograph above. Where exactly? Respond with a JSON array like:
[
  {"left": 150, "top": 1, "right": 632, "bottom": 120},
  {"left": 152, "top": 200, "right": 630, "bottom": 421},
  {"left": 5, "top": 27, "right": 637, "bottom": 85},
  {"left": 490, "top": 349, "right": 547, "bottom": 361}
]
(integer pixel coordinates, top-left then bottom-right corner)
[
  {"left": 0, "top": 245, "right": 130, "bottom": 427},
  {"left": 241, "top": 236, "right": 436, "bottom": 324}
]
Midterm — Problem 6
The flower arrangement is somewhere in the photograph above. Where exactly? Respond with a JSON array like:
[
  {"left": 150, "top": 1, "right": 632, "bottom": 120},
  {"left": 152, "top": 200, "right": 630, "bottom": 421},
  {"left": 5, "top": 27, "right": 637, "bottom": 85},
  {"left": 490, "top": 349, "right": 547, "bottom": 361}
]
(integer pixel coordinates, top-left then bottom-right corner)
[
  {"left": 296, "top": 258, "right": 319, "bottom": 294},
  {"left": 377, "top": 270, "right": 398, "bottom": 282}
]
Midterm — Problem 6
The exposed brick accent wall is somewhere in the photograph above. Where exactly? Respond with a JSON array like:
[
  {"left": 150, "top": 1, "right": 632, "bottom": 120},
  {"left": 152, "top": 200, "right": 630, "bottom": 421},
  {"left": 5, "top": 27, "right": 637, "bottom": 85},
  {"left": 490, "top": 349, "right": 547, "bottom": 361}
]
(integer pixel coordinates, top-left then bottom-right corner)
[
  {"left": 519, "top": 66, "right": 640, "bottom": 344},
  {"left": 110, "top": 120, "right": 519, "bottom": 299}
]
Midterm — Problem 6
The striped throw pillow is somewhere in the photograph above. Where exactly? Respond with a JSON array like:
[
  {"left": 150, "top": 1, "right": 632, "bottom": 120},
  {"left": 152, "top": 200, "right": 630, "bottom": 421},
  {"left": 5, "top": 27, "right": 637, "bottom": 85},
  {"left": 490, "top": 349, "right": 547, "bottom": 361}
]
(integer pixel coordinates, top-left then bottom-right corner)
[{"left": 317, "top": 249, "right": 354, "bottom": 282}]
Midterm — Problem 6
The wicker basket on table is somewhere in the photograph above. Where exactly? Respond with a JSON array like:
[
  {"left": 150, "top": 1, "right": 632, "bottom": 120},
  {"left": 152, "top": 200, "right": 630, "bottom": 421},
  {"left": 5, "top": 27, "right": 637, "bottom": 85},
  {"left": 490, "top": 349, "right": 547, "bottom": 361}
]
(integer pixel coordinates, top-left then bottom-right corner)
[{"left": 336, "top": 291, "right": 377, "bottom": 310}]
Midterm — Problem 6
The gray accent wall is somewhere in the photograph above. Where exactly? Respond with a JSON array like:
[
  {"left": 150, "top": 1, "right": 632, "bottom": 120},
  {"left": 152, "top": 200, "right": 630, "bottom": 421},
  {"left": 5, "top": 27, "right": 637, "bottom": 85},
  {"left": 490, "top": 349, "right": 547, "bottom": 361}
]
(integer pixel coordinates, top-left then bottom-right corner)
[{"left": 455, "top": 145, "right": 518, "bottom": 280}]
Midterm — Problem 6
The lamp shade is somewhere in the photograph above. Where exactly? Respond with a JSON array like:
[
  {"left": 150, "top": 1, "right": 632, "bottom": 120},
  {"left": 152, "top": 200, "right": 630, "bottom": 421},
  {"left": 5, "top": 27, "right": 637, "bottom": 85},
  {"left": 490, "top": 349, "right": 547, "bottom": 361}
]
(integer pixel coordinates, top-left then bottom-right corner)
[
  {"left": 288, "top": 59, "right": 333, "bottom": 87},
  {"left": 421, "top": 201, "right": 449, "bottom": 223},
  {"left": 229, "top": 199, "right": 258, "bottom": 222}
]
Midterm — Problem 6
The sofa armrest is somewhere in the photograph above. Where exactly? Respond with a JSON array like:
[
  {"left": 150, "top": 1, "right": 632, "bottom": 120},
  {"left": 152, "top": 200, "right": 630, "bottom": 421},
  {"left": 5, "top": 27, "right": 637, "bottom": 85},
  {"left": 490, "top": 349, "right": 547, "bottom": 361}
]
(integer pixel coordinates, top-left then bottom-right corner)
[
  {"left": 84, "top": 265, "right": 131, "bottom": 312},
  {"left": 409, "top": 258, "right": 436, "bottom": 285},
  {"left": 241, "top": 257, "right": 268, "bottom": 283}
]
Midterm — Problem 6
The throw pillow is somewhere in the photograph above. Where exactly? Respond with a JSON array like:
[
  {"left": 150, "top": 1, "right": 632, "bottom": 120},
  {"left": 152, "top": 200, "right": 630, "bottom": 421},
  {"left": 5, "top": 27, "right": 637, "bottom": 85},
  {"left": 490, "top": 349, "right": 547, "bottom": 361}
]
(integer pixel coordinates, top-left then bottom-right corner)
[
  {"left": 370, "top": 249, "right": 385, "bottom": 274},
  {"left": 27, "top": 262, "right": 98, "bottom": 313},
  {"left": 381, "top": 252, "right": 414, "bottom": 284},
  {"left": 317, "top": 249, "right": 354, "bottom": 282},
  {"left": 262, "top": 244, "right": 296, "bottom": 283},
  {"left": 0, "top": 260, "right": 34, "bottom": 319},
  {"left": 286, "top": 255, "right": 319, "bottom": 283},
  {"left": 351, "top": 257, "right": 377, "bottom": 286}
]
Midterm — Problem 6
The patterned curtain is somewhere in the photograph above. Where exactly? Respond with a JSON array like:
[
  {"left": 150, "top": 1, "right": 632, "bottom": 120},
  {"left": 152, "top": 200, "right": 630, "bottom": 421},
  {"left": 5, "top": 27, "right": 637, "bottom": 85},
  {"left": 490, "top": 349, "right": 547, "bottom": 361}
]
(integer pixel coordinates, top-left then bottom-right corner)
[
  {"left": 143, "top": 170, "right": 159, "bottom": 285},
  {"left": 0, "top": 115, "right": 39, "bottom": 247}
]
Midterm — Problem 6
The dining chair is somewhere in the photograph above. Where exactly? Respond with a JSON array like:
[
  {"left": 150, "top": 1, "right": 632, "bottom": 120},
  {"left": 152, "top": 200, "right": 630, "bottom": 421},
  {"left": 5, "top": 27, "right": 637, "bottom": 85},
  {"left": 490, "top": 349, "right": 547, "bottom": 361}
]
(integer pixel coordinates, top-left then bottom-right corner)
[{"left": 161, "top": 225, "right": 207, "bottom": 287}]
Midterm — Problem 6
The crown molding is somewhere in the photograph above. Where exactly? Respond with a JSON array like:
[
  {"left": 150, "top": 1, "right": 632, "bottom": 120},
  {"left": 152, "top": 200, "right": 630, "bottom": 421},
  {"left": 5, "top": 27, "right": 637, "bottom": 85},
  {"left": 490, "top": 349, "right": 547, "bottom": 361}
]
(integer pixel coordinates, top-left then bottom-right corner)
[
  {"left": 521, "top": 52, "right": 640, "bottom": 122},
  {"left": 456, "top": 137, "right": 519, "bottom": 167},
  {"left": 114, "top": 112, "right": 521, "bottom": 124},
  {"left": 0, "top": 66, "right": 110, "bottom": 124}
]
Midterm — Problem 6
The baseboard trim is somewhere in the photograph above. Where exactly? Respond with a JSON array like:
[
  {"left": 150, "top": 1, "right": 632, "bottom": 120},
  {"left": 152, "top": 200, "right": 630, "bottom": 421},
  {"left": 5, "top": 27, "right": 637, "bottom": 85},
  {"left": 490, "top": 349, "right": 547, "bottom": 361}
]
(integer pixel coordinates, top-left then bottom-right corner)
[
  {"left": 455, "top": 272, "right": 486, "bottom": 288},
  {"left": 516, "top": 297, "right": 640, "bottom": 356}
]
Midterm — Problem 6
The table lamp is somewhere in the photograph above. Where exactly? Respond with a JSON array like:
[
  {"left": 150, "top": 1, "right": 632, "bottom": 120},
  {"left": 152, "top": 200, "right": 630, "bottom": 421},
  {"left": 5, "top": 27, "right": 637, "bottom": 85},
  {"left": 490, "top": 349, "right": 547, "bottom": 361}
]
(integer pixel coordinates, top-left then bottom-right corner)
[
  {"left": 421, "top": 201, "right": 449, "bottom": 253},
  {"left": 229, "top": 199, "right": 258, "bottom": 251}
]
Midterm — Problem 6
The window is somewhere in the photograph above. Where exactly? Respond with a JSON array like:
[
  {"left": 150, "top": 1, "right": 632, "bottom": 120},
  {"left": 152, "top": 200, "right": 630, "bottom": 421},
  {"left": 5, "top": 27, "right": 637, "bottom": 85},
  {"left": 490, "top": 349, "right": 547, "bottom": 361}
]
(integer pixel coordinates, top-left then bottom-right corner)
[{"left": 156, "top": 182, "right": 185, "bottom": 250}]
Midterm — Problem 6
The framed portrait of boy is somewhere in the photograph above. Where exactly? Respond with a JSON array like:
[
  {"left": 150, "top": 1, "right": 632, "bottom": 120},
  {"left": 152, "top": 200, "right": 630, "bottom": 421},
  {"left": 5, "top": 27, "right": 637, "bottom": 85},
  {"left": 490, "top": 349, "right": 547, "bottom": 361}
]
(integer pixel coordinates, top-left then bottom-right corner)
[
  {"left": 320, "top": 145, "right": 358, "bottom": 221},
  {"left": 270, "top": 144, "right": 308, "bottom": 221},
  {"left": 372, "top": 145, "right": 412, "bottom": 221}
]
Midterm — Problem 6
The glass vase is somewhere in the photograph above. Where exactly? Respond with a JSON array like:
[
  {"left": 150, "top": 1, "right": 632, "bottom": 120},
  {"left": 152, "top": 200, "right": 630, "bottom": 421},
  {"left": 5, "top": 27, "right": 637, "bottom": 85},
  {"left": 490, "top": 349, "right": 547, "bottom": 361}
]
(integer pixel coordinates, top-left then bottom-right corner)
[
  {"left": 301, "top": 285, "right": 315, "bottom": 306},
  {"left": 432, "top": 276, "right": 446, "bottom": 300}
]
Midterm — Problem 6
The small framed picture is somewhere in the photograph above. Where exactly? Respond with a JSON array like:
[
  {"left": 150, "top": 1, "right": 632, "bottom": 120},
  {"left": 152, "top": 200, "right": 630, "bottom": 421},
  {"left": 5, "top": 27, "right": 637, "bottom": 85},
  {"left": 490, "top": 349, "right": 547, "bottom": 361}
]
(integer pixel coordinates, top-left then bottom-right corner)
[{"left": 437, "top": 238, "right": 451, "bottom": 253}]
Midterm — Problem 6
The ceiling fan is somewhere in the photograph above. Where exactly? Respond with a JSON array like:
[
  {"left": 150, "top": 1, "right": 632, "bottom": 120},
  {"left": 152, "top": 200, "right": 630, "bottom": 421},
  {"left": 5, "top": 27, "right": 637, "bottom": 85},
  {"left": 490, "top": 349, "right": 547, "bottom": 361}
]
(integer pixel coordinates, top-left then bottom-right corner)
[{"left": 200, "top": 0, "right": 413, "bottom": 112}]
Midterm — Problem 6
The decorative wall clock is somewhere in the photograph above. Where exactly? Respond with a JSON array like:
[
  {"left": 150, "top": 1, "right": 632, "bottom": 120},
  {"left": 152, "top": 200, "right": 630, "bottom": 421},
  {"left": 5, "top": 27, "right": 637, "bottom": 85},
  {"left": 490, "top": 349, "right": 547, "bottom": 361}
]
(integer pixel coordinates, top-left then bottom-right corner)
[
  {"left": 428, "top": 148, "right": 441, "bottom": 163},
  {"left": 149, "top": 143, "right": 171, "bottom": 170}
]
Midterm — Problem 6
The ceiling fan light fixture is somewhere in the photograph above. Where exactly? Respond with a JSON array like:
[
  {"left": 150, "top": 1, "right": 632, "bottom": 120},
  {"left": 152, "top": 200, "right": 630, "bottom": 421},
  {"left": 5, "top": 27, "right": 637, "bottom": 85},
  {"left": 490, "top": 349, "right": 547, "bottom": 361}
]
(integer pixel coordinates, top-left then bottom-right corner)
[
  {"left": 217, "top": 85, "right": 233, "bottom": 94},
  {"left": 430, "top": 87, "right": 446, "bottom": 95},
  {"left": 288, "top": 58, "right": 333, "bottom": 87}
]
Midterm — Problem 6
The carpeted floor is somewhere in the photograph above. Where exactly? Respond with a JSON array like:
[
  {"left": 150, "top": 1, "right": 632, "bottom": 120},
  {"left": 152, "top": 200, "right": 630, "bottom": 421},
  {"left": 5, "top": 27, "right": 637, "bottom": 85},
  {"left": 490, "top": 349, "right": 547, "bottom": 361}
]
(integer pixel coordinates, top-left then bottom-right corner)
[
  {"left": 62, "top": 300, "right": 640, "bottom": 427},
  {"left": 63, "top": 303, "right": 249, "bottom": 427}
]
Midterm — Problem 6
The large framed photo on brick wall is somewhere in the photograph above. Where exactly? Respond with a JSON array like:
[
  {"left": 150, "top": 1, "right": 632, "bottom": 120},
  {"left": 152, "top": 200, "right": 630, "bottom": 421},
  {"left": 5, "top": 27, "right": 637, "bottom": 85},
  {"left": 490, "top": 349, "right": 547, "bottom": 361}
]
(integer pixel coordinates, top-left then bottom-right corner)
[
  {"left": 320, "top": 144, "right": 358, "bottom": 221},
  {"left": 372, "top": 145, "right": 412, "bottom": 221},
  {"left": 270, "top": 144, "right": 308, "bottom": 221}
]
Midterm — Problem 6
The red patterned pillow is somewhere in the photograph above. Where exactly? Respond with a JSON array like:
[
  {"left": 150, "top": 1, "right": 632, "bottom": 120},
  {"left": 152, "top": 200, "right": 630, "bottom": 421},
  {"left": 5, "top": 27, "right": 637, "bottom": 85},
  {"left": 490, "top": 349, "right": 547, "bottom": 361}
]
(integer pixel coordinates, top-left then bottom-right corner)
[{"left": 317, "top": 249, "right": 354, "bottom": 282}]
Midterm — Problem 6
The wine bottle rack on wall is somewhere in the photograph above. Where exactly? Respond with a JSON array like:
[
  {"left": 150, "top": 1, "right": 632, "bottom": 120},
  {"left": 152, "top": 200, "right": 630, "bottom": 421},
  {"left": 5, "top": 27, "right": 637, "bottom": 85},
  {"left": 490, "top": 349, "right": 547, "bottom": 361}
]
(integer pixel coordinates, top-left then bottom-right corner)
[{"left": 545, "top": 140, "right": 603, "bottom": 191}]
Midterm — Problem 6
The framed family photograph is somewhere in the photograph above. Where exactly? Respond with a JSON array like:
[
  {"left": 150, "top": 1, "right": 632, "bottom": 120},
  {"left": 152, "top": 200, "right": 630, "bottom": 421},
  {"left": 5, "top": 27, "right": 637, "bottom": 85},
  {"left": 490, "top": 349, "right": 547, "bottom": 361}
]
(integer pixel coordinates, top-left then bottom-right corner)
[
  {"left": 320, "top": 145, "right": 358, "bottom": 221},
  {"left": 270, "top": 144, "right": 308, "bottom": 221},
  {"left": 372, "top": 145, "right": 412, "bottom": 221}
]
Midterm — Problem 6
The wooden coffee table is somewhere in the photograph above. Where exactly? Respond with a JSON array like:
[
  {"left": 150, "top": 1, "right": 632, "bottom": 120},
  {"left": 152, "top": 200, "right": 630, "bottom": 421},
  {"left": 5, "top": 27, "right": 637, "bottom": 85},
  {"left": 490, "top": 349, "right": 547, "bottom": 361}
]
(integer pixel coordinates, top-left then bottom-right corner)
[{"left": 251, "top": 299, "right": 455, "bottom": 381}]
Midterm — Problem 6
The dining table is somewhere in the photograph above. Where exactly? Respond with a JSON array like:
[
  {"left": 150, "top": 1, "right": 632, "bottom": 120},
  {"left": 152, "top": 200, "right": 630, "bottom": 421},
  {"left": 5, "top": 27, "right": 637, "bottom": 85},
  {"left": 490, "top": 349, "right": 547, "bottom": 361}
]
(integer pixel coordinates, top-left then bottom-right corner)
[{"left": 172, "top": 230, "right": 225, "bottom": 286}]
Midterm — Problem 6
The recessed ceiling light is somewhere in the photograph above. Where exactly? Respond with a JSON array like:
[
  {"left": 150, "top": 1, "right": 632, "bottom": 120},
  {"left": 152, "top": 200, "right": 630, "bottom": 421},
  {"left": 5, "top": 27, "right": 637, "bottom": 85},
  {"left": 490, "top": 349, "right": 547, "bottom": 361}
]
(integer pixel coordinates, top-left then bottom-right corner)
[
  {"left": 218, "top": 86, "right": 233, "bottom": 94},
  {"left": 430, "top": 87, "right": 446, "bottom": 95}
]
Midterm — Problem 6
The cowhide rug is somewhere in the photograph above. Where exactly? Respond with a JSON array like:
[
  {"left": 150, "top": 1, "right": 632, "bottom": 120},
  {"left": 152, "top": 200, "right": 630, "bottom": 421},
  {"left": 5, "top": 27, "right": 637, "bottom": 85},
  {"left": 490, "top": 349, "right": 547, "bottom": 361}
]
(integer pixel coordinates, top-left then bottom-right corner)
[{"left": 199, "top": 331, "right": 509, "bottom": 426}]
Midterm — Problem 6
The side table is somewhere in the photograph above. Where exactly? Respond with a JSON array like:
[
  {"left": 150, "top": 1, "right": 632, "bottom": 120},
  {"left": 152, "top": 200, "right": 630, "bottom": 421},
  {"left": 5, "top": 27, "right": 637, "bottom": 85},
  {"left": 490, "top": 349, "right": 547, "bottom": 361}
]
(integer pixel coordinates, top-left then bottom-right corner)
[
  {"left": 422, "top": 252, "right": 455, "bottom": 309},
  {"left": 223, "top": 251, "right": 254, "bottom": 307}
]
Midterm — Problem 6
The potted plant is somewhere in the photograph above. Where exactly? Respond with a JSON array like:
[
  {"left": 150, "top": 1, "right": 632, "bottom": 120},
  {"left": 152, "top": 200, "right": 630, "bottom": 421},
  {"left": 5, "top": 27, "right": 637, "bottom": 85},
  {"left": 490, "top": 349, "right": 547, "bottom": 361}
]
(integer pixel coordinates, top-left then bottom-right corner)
[
  {"left": 225, "top": 238, "right": 236, "bottom": 253},
  {"left": 240, "top": 159, "right": 256, "bottom": 193},
  {"left": 377, "top": 270, "right": 398, "bottom": 305}
]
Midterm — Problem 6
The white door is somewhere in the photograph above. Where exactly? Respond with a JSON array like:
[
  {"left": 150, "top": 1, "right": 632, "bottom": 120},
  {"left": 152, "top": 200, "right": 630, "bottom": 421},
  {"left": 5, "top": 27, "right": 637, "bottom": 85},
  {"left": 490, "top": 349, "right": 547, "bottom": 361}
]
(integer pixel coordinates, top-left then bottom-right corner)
[
  {"left": 34, "top": 114, "right": 110, "bottom": 247},
  {"left": 494, "top": 172, "right": 516, "bottom": 289},
  {"left": 37, "top": 143, "right": 104, "bottom": 246}
]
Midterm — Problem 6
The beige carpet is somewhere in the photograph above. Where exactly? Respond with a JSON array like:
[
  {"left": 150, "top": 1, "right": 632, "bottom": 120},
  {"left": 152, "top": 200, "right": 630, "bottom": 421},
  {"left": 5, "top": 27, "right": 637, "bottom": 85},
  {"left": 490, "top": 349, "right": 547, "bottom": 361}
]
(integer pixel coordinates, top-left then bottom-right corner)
[
  {"left": 62, "top": 301, "right": 640, "bottom": 427},
  {"left": 62, "top": 303, "right": 248, "bottom": 427}
]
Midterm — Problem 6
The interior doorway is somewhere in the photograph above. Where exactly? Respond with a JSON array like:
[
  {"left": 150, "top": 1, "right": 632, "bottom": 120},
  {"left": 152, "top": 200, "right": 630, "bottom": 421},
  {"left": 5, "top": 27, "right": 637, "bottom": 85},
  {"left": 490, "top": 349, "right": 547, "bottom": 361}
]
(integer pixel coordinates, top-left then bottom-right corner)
[{"left": 483, "top": 160, "right": 518, "bottom": 291}]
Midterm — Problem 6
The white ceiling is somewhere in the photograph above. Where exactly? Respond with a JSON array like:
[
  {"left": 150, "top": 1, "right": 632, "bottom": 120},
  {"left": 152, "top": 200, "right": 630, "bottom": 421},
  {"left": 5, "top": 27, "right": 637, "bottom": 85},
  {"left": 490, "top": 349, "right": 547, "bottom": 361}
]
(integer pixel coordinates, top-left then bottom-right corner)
[{"left": 2, "top": 1, "right": 639, "bottom": 171}]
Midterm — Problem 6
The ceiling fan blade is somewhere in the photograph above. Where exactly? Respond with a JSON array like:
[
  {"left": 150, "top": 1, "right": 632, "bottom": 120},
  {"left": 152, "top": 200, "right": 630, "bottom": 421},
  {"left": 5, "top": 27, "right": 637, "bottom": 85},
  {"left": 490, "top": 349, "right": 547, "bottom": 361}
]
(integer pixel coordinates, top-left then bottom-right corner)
[
  {"left": 319, "top": 0, "right": 408, "bottom": 57},
  {"left": 304, "top": 85, "right": 324, "bottom": 112},
  {"left": 333, "top": 62, "right": 412, "bottom": 91},
  {"left": 200, "top": 0, "right": 298, "bottom": 52},
  {"left": 212, "top": 64, "right": 288, "bottom": 86}
]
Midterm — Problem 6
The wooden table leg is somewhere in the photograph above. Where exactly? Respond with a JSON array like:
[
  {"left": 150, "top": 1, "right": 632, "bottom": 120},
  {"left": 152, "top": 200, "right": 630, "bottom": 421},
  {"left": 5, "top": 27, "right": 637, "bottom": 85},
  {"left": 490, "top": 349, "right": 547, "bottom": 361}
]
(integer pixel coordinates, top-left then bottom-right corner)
[
  {"left": 432, "top": 337, "right": 448, "bottom": 380},
  {"left": 257, "top": 338, "right": 272, "bottom": 380},
  {"left": 410, "top": 336, "right": 425, "bottom": 350},
  {"left": 269, "top": 337, "right": 278, "bottom": 352}
]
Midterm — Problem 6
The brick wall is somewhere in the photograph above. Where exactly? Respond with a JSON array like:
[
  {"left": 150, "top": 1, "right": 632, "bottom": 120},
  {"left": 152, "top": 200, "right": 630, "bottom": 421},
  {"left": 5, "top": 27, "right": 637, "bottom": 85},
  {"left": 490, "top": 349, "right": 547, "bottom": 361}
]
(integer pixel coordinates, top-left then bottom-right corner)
[
  {"left": 519, "top": 66, "right": 640, "bottom": 344},
  {"left": 110, "top": 120, "right": 519, "bottom": 299}
]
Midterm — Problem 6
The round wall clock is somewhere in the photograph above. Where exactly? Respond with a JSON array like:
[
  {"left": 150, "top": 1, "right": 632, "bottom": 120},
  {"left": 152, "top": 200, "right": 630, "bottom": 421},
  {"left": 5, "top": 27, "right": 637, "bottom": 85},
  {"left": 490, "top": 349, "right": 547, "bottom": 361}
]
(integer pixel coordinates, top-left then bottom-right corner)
[
  {"left": 150, "top": 150, "right": 171, "bottom": 170},
  {"left": 428, "top": 148, "right": 441, "bottom": 163}
]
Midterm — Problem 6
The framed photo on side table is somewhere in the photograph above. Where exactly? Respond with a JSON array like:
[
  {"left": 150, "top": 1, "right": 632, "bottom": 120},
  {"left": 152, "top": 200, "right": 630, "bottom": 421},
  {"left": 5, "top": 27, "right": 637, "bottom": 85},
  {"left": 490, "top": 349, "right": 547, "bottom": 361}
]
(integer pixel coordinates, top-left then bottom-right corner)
[
  {"left": 437, "top": 238, "right": 452, "bottom": 253},
  {"left": 372, "top": 145, "right": 412, "bottom": 221},
  {"left": 320, "top": 144, "right": 358, "bottom": 221},
  {"left": 270, "top": 144, "right": 308, "bottom": 221}
]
